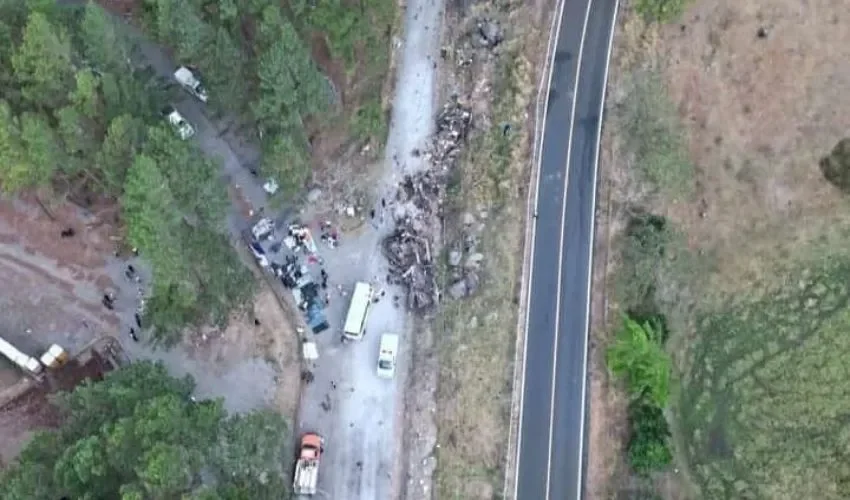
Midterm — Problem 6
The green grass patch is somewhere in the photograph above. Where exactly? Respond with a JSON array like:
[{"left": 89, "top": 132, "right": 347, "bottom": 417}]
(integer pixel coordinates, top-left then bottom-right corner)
[
  {"left": 619, "top": 70, "right": 693, "bottom": 199},
  {"left": 634, "top": 0, "right": 692, "bottom": 23},
  {"left": 350, "top": 96, "right": 388, "bottom": 146},
  {"left": 680, "top": 262, "right": 850, "bottom": 499}
]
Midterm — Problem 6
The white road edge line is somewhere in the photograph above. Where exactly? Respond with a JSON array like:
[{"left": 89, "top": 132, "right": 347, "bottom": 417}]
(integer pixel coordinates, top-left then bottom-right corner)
[
  {"left": 545, "top": 0, "right": 594, "bottom": 497},
  {"left": 508, "top": 0, "right": 565, "bottom": 497},
  {"left": 575, "top": 1, "right": 621, "bottom": 499}
]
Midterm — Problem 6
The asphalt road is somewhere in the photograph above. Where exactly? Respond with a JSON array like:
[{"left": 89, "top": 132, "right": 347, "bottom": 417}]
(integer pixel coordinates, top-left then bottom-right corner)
[{"left": 514, "top": 0, "right": 619, "bottom": 498}]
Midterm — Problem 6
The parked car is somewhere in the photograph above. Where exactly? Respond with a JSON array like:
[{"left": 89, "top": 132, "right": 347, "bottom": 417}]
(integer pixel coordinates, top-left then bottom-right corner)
[
  {"left": 161, "top": 106, "right": 194, "bottom": 140},
  {"left": 174, "top": 66, "right": 208, "bottom": 103},
  {"left": 376, "top": 333, "right": 399, "bottom": 379}
]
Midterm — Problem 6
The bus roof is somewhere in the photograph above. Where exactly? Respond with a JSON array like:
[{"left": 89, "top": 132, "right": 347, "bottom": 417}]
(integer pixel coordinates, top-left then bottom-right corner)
[{"left": 343, "top": 282, "right": 372, "bottom": 338}]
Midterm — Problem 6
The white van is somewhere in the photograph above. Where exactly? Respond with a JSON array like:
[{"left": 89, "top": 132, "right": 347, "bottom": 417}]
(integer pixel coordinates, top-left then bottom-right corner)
[
  {"left": 376, "top": 334, "right": 399, "bottom": 379},
  {"left": 342, "top": 282, "right": 373, "bottom": 341}
]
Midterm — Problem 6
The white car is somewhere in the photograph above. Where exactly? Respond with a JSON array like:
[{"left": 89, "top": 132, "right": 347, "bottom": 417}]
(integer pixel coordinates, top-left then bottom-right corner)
[
  {"left": 376, "top": 334, "right": 399, "bottom": 379},
  {"left": 162, "top": 106, "right": 195, "bottom": 140},
  {"left": 174, "top": 66, "right": 208, "bottom": 103}
]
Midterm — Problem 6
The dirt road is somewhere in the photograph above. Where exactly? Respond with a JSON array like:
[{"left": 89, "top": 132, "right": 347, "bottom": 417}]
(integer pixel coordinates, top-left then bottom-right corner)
[{"left": 291, "top": 0, "right": 446, "bottom": 498}]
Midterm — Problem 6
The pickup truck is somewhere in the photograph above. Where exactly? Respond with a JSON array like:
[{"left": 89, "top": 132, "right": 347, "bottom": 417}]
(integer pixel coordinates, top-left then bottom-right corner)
[
  {"left": 174, "top": 66, "right": 208, "bottom": 103},
  {"left": 293, "top": 433, "right": 323, "bottom": 496}
]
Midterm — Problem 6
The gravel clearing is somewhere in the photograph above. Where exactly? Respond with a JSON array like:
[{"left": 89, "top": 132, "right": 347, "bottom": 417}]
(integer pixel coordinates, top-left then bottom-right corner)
[{"left": 295, "top": 0, "right": 445, "bottom": 497}]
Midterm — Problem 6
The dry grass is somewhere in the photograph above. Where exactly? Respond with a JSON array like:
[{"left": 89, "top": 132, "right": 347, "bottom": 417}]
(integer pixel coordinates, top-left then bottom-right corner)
[
  {"left": 432, "top": 2, "right": 545, "bottom": 498},
  {"left": 594, "top": 0, "right": 850, "bottom": 498},
  {"left": 660, "top": 0, "right": 850, "bottom": 295}
]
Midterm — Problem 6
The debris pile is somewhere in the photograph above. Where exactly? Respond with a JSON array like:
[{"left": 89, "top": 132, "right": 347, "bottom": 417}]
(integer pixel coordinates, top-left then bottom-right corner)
[
  {"left": 445, "top": 211, "right": 486, "bottom": 299},
  {"left": 472, "top": 18, "right": 504, "bottom": 49},
  {"left": 383, "top": 98, "right": 473, "bottom": 311},
  {"left": 426, "top": 97, "right": 473, "bottom": 171},
  {"left": 383, "top": 223, "right": 435, "bottom": 310}
]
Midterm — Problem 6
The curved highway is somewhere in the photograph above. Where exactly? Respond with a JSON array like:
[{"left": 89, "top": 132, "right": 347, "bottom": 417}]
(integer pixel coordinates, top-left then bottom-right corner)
[{"left": 513, "top": 0, "right": 619, "bottom": 498}]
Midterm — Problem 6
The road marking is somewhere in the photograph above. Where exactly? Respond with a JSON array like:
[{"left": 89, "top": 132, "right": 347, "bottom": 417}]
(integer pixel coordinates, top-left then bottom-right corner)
[
  {"left": 575, "top": 2, "right": 621, "bottom": 498},
  {"left": 510, "top": 0, "right": 566, "bottom": 496},
  {"left": 545, "top": 0, "right": 594, "bottom": 497}
]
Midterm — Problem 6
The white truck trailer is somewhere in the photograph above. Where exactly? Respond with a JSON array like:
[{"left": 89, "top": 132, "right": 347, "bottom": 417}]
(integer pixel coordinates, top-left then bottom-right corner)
[
  {"left": 0, "top": 336, "right": 42, "bottom": 375},
  {"left": 293, "top": 433, "right": 323, "bottom": 496}
]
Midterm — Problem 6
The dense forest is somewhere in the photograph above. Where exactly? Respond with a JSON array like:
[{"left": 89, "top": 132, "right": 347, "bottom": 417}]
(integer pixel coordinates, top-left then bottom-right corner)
[
  {"left": 0, "top": 362, "right": 290, "bottom": 499},
  {"left": 0, "top": 0, "right": 393, "bottom": 344},
  {"left": 0, "top": 0, "right": 251, "bottom": 344},
  {"left": 139, "top": 0, "right": 393, "bottom": 192}
]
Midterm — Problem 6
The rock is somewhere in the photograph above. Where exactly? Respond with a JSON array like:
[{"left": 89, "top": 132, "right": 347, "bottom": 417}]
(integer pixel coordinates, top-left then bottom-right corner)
[
  {"left": 469, "top": 315, "right": 479, "bottom": 329},
  {"left": 465, "top": 252, "right": 484, "bottom": 268},
  {"left": 475, "top": 19, "right": 504, "bottom": 48},
  {"left": 307, "top": 188, "right": 322, "bottom": 202},
  {"left": 448, "top": 279, "right": 469, "bottom": 299},
  {"left": 448, "top": 250, "right": 462, "bottom": 267},
  {"left": 465, "top": 272, "right": 481, "bottom": 295},
  {"left": 462, "top": 212, "right": 476, "bottom": 225}
]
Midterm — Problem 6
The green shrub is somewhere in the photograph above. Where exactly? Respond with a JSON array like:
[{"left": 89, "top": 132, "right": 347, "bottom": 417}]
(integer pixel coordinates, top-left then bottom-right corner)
[
  {"left": 628, "top": 400, "right": 673, "bottom": 475},
  {"left": 820, "top": 138, "right": 850, "bottom": 193},
  {"left": 635, "top": 0, "right": 691, "bottom": 23}
]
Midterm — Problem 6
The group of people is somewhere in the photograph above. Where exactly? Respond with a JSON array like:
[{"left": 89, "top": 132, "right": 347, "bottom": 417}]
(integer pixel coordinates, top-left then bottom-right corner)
[
  {"left": 102, "top": 263, "right": 145, "bottom": 343},
  {"left": 318, "top": 221, "right": 339, "bottom": 248}
]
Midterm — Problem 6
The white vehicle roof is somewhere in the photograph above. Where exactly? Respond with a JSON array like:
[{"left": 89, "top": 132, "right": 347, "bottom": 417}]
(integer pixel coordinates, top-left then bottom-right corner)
[
  {"left": 343, "top": 282, "right": 373, "bottom": 340},
  {"left": 377, "top": 333, "right": 398, "bottom": 378},
  {"left": 263, "top": 178, "right": 279, "bottom": 195},
  {"left": 174, "top": 66, "right": 198, "bottom": 85},
  {"left": 174, "top": 66, "right": 208, "bottom": 102},
  {"left": 165, "top": 109, "right": 194, "bottom": 140}
]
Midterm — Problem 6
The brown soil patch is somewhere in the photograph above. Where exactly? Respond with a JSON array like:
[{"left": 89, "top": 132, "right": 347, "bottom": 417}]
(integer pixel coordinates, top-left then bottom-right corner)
[
  {"left": 660, "top": 0, "right": 850, "bottom": 293},
  {"left": 0, "top": 195, "right": 124, "bottom": 353},
  {"left": 0, "top": 350, "right": 117, "bottom": 467}
]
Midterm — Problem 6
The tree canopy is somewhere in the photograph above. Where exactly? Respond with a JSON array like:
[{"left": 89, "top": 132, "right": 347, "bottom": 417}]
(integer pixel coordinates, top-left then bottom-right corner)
[
  {"left": 0, "top": 361, "right": 289, "bottom": 500},
  {"left": 0, "top": 1, "right": 253, "bottom": 344}
]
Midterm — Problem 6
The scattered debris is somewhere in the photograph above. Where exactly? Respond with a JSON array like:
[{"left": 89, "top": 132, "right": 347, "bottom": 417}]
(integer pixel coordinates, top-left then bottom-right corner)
[
  {"left": 473, "top": 18, "right": 504, "bottom": 49},
  {"left": 307, "top": 188, "right": 323, "bottom": 203},
  {"left": 383, "top": 97, "right": 474, "bottom": 310},
  {"left": 448, "top": 249, "right": 462, "bottom": 267}
]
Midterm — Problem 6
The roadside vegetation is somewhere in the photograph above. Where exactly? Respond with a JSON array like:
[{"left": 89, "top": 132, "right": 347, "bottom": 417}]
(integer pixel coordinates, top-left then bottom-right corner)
[
  {"left": 620, "top": 71, "right": 692, "bottom": 198},
  {"left": 0, "top": 1, "right": 252, "bottom": 345},
  {"left": 433, "top": 3, "right": 538, "bottom": 497},
  {"left": 604, "top": 2, "right": 850, "bottom": 499},
  {"left": 606, "top": 316, "right": 673, "bottom": 476},
  {"left": 635, "top": 0, "right": 692, "bottom": 23},
  {"left": 0, "top": 361, "right": 289, "bottom": 499}
]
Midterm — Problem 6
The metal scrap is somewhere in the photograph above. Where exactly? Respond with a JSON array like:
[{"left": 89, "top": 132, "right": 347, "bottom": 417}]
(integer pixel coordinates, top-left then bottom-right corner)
[{"left": 382, "top": 98, "right": 473, "bottom": 312}]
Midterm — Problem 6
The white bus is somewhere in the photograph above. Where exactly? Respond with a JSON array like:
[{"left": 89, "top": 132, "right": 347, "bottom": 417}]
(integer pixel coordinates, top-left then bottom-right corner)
[{"left": 343, "top": 282, "right": 373, "bottom": 341}]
